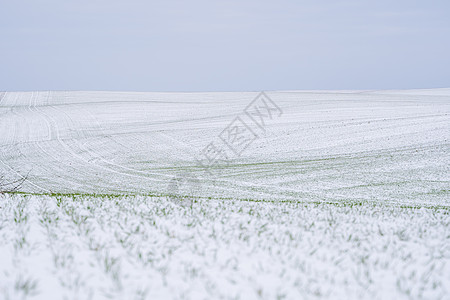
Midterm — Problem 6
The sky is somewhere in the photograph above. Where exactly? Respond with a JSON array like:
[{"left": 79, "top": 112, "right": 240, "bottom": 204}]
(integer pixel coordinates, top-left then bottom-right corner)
[{"left": 1, "top": 0, "right": 449, "bottom": 92}]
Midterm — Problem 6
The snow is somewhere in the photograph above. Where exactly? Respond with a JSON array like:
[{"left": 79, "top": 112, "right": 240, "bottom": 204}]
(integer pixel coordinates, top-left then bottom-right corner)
[{"left": 0, "top": 90, "right": 449, "bottom": 299}]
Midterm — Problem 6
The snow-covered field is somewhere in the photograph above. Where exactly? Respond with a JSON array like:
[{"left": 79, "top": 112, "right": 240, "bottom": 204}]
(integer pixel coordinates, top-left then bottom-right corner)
[{"left": 0, "top": 90, "right": 449, "bottom": 299}]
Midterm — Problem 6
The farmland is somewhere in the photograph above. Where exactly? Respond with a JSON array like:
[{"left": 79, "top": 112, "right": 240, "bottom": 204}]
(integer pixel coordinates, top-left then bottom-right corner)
[{"left": 0, "top": 90, "right": 449, "bottom": 299}]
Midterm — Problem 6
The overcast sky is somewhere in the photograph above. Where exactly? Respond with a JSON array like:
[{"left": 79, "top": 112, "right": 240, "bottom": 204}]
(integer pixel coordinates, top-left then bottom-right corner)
[{"left": 1, "top": 0, "right": 449, "bottom": 92}]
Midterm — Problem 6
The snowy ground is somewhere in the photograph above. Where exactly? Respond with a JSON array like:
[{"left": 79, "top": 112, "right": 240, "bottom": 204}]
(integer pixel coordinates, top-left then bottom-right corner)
[{"left": 0, "top": 90, "right": 449, "bottom": 299}]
